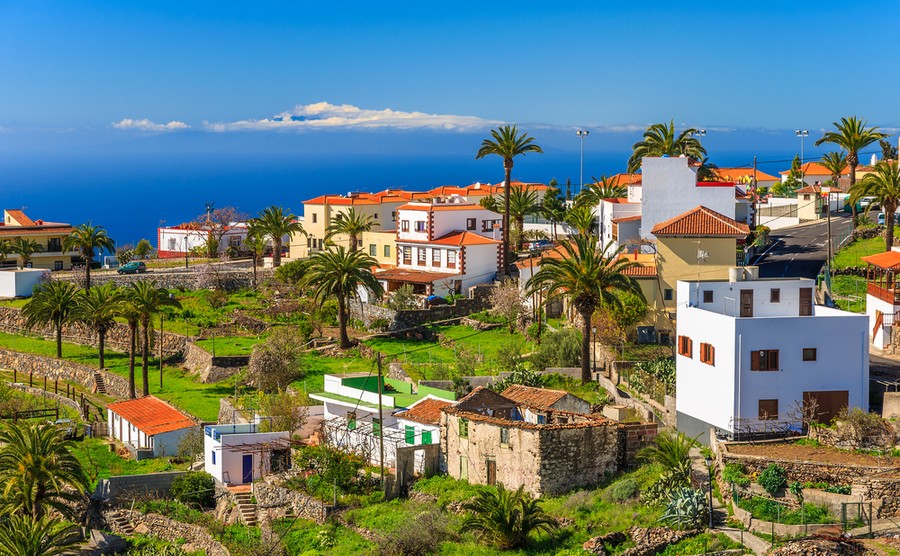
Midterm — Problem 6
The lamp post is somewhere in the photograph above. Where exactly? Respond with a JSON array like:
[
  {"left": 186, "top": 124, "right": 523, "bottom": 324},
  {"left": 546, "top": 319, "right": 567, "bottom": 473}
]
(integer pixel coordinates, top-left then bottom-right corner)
[
  {"left": 704, "top": 454, "right": 714, "bottom": 528},
  {"left": 576, "top": 130, "right": 589, "bottom": 194},
  {"left": 795, "top": 130, "right": 809, "bottom": 184},
  {"left": 591, "top": 326, "right": 598, "bottom": 375},
  {"left": 183, "top": 235, "right": 189, "bottom": 270}
]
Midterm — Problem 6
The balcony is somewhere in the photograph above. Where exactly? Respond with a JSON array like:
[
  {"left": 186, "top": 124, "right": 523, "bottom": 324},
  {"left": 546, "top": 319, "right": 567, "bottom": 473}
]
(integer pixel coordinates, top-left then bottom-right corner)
[{"left": 868, "top": 282, "right": 900, "bottom": 305}]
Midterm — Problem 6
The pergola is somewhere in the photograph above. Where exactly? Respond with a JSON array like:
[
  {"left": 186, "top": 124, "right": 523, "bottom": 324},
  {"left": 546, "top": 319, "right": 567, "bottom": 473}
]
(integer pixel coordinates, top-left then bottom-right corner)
[{"left": 862, "top": 251, "right": 900, "bottom": 304}]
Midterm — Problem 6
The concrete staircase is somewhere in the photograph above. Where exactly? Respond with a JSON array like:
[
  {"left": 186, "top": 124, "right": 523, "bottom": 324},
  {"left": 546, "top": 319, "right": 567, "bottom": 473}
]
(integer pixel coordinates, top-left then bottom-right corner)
[
  {"left": 93, "top": 372, "right": 107, "bottom": 395},
  {"left": 108, "top": 510, "right": 134, "bottom": 535},
  {"left": 234, "top": 490, "right": 258, "bottom": 526}
]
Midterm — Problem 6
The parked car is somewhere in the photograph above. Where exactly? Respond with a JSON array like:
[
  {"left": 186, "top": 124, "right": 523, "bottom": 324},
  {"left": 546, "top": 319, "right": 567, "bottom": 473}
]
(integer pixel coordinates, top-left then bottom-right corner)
[{"left": 117, "top": 261, "right": 147, "bottom": 274}]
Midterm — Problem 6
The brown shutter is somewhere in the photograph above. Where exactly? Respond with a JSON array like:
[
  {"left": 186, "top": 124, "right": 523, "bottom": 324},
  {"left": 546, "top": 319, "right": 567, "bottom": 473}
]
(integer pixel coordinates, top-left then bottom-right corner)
[
  {"left": 687, "top": 338, "right": 693, "bottom": 358},
  {"left": 800, "top": 288, "right": 813, "bottom": 316},
  {"left": 751, "top": 351, "right": 760, "bottom": 371},
  {"left": 710, "top": 345, "right": 715, "bottom": 366},
  {"left": 769, "top": 350, "right": 779, "bottom": 370}
]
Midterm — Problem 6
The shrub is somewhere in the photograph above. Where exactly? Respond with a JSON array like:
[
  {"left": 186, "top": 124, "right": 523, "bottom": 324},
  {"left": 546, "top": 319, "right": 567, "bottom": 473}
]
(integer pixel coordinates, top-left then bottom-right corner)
[
  {"left": 608, "top": 478, "right": 639, "bottom": 502},
  {"left": 170, "top": 472, "right": 215, "bottom": 508},
  {"left": 757, "top": 464, "right": 787, "bottom": 495},
  {"left": 722, "top": 463, "right": 750, "bottom": 488},
  {"left": 388, "top": 284, "right": 418, "bottom": 311},
  {"left": 530, "top": 327, "right": 581, "bottom": 370},
  {"left": 274, "top": 259, "right": 307, "bottom": 284},
  {"left": 377, "top": 506, "right": 453, "bottom": 556},
  {"left": 661, "top": 487, "right": 708, "bottom": 529},
  {"left": 248, "top": 327, "right": 306, "bottom": 392},
  {"left": 369, "top": 318, "right": 391, "bottom": 332}
]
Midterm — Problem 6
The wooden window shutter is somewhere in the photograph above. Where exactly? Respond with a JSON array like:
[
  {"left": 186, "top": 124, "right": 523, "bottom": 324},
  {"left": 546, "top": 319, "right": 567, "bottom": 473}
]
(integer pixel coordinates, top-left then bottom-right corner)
[
  {"left": 710, "top": 345, "right": 715, "bottom": 365},
  {"left": 768, "top": 350, "right": 779, "bottom": 370},
  {"left": 688, "top": 338, "right": 693, "bottom": 358},
  {"left": 751, "top": 351, "right": 760, "bottom": 370}
]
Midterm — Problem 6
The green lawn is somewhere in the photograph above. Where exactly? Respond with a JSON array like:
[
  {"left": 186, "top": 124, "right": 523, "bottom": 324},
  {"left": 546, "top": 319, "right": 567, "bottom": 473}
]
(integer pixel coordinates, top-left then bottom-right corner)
[
  {"left": 70, "top": 437, "right": 187, "bottom": 488},
  {"left": 833, "top": 232, "right": 894, "bottom": 269},
  {"left": 194, "top": 335, "right": 265, "bottom": 356},
  {"left": 0, "top": 331, "right": 235, "bottom": 421}
]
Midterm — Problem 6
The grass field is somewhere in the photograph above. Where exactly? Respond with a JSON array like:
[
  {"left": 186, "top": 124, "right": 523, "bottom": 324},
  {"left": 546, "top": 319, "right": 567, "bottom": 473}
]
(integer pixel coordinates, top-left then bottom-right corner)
[
  {"left": 833, "top": 233, "right": 893, "bottom": 269},
  {"left": 0, "top": 331, "right": 234, "bottom": 421},
  {"left": 70, "top": 437, "right": 188, "bottom": 488},
  {"left": 830, "top": 232, "right": 896, "bottom": 313},
  {"left": 195, "top": 335, "right": 265, "bottom": 356}
]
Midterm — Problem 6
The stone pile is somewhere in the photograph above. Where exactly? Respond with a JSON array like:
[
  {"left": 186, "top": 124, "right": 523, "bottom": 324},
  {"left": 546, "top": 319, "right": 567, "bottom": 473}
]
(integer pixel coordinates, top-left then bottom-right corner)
[
  {"left": 582, "top": 527, "right": 695, "bottom": 556},
  {"left": 767, "top": 537, "right": 863, "bottom": 556}
]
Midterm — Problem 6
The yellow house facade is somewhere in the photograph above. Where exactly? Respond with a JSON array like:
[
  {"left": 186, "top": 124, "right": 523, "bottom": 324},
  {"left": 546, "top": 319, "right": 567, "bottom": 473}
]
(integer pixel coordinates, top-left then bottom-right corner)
[{"left": 1, "top": 209, "right": 78, "bottom": 270}]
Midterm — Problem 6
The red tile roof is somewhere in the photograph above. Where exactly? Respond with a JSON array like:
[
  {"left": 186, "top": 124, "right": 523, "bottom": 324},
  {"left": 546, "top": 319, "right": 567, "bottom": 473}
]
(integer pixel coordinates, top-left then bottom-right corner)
[
  {"left": 428, "top": 231, "right": 499, "bottom": 247},
  {"left": 609, "top": 173, "right": 642, "bottom": 186},
  {"left": 714, "top": 168, "right": 781, "bottom": 183},
  {"left": 396, "top": 203, "right": 486, "bottom": 212},
  {"left": 779, "top": 162, "right": 855, "bottom": 176},
  {"left": 5, "top": 209, "right": 34, "bottom": 226},
  {"left": 651, "top": 206, "right": 750, "bottom": 238},
  {"left": 394, "top": 397, "right": 453, "bottom": 425},
  {"left": 795, "top": 185, "right": 823, "bottom": 195},
  {"left": 500, "top": 385, "right": 569, "bottom": 409},
  {"left": 862, "top": 251, "right": 900, "bottom": 270},
  {"left": 612, "top": 215, "right": 642, "bottom": 224},
  {"left": 374, "top": 268, "right": 457, "bottom": 284},
  {"left": 107, "top": 396, "right": 195, "bottom": 436}
]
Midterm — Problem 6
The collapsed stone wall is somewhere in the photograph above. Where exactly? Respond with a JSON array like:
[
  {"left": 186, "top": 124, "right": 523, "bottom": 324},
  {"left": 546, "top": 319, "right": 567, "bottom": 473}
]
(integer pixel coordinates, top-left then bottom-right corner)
[
  {"left": 0, "top": 348, "right": 130, "bottom": 399},
  {"left": 254, "top": 476, "right": 331, "bottom": 524},
  {"left": 99, "top": 508, "right": 229, "bottom": 556}
]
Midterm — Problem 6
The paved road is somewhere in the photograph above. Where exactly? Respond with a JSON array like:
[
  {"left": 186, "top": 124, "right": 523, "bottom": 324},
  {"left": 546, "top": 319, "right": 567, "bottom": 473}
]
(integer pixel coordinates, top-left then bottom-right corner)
[{"left": 752, "top": 213, "right": 853, "bottom": 279}]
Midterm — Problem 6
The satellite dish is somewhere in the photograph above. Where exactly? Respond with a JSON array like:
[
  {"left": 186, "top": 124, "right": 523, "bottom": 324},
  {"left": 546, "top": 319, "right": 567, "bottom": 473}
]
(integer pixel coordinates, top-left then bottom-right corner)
[{"left": 697, "top": 249, "right": 709, "bottom": 263}]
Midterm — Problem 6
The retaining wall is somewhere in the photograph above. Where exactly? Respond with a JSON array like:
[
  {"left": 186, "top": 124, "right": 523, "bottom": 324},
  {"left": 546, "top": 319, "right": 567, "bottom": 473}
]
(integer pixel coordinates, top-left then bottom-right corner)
[
  {"left": 8, "top": 382, "right": 83, "bottom": 415},
  {"left": 183, "top": 342, "right": 248, "bottom": 383},
  {"left": 0, "top": 348, "right": 130, "bottom": 399},
  {"left": 254, "top": 476, "right": 331, "bottom": 524},
  {"left": 94, "top": 471, "right": 187, "bottom": 502},
  {"left": 351, "top": 296, "right": 489, "bottom": 331},
  {"left": 100, "top": 508, "right": 229, "bottom": 556},
  {"left": 217, "top": 398, "right": 250, "bottom": 425}
]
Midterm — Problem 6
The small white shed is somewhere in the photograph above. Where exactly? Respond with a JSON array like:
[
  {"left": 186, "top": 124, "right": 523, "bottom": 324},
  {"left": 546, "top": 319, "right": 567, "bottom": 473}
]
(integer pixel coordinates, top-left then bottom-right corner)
[
  {"left": 0, "top": 269, "right": 47, "bottom": 298},
  {"left": 107, "top": 396, "right": 197, "bottom": 459},
  {"left": 204, "top": 424, "right": 291, "bottom": 485}
]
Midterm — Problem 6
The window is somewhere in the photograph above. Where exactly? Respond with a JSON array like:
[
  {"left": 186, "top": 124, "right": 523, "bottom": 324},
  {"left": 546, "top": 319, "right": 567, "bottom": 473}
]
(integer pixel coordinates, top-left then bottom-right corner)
[
  {"left": 369, "top": 244, "right": 377, "bottom": 256},
  {"left": 500, "top": 427, "right": 509, "bottom": 446},
  {"left": 415, "top": 221, "right": 426, "bottom": 232},
  {"left": 401, "top": 220, "right": 409, "bottom": 232},
  {"left": 405, "top": 425, "right": 415, "bottom": 445},
  {"left": 421, "top": 430, "right": 432, "bottom": 445},
  {"left": 466, "top": 218, "right": 476, "bottom": 230},
  {"left": 751, "top": 350, "right": 779, "bottom": 371},
  {"left": 168, "top": 238, "right": 177, "bottom": 251},
  {"left": 770, "top": 288, "right": 780, "bottom": 303},
  {"left": 800, "top": 287, "right": 813, "bottom": 316},
  {"left": 372, "top": 418, "right": 381, "bottom": 436},
  {"left": 758, "top": 399, "right": 779, "bottom": 420},
  {"left": 459, "top": 418, "right": 469, "bottom": 438},
  {"left": 700, "top": 343, "right": 715, "bottom": 365},
  {"left": 459, "top": 455, "right": 469, "bottom": 480},
  {"left": 417, "top": 248, "right": 427, "bottom": 266},
  {"left": 211, "top": 451, "right": 216, "bottom": 465},
  {"left": 537, "top": 414, "right": 547, "bottom": 424},
  {"left": 447, "top": 250, "right": 457, "bottom": 269},
  {"left": 384, "top": 245, "right": 391, "bottom": 258},
  {"left": 54, "top": 261, "right": 63, "bottom": 271},
  {"left": 347, "top": 412, "right": 357, "bottom": 430},
  {"left": 391, "top": 211, "right": 397, "bottom": 222},
  {"left": 803, "top": 348, "right": 817, "bottom": 361},
  {"left": 432, "top": 249, "right": 441, "bottom": 265},
  {"left": 803, "top": 194, "right": 811, "bottom": 200},
  {"left": 312, "top": 213, "right": 317, "bottom": 223},
  {"left": 664, "top": 288, "right": 673, "bottom": 301},
  {"left": 703, "top": 290, "right": 713, "bottom": 303},
  {"left": 373, "top": 213, "right": 379, "bottom": 220},
  {"left": 677, "top": 335, "right": 693, "bottom": 358},
  {"left": 402, "top": 246, "right": 412, "bottom": 265}
]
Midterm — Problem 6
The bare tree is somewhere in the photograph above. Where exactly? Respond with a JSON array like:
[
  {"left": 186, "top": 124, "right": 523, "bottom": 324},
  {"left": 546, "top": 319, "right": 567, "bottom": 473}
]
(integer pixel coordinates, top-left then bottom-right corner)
[
  {"left": 489, "top": 279, "right": 527, "bottom": 333},
  {"left": 193, "top": 206, "right": 248, "bottom": 258}
]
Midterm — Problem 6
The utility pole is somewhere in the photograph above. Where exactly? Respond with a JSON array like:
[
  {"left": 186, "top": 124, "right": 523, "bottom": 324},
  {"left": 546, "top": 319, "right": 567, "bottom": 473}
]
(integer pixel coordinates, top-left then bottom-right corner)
[
  {"left": 376, "top": 353, "right": 386, "bottom": 497},
  {"left": 159, "top": 312, "right": 164, "bottom": 389},
  {"left": 752, "top": 156, "right": 758, "bottom": 228}
]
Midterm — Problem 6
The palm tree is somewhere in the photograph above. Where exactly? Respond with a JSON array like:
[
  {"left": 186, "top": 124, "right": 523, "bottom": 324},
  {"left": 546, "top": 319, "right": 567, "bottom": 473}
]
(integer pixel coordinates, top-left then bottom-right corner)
[
  {"left": 0, "top": 515, "right": 82, "bottom": 556},
  {"left": 502, "top": 184, "right": 539, "bottom": 251},
  {"left": 0, "top": 239, "right": 11, "bottom": 267},
  {"left": 128, "top": 281, "right": 181, "bottom": 397},
  {"left": 637, "top": 430, "right": 695, "bottom": 484},
  {"left": 475, "top": 125, "right": 543, "bottom": 275},
  {"left": 851, "top": 160, "right": 900, "bottom": 251},
  {"left": 459, "top": 483, "right": 559, "bottom": 549},
  {"left": 627, "top": 120, "right": 707, "bottom": 173},
  {"left": 10, "top": 238, "right": 43, "bottom": 269},
  {"left": 243, "top": 229, "right": 267, "bottom": 288},
  {"left": 820, "top": 151, "right": 848, "bottom": 190},
  {"left": 22, "top": 281, "right": 80, "bottom": 358},
  {"left": 122, "top": 298, "right": 140, "bottom": 399},
  {"left": 0, "top": 423, "right": 89, "bottom": 520},
  {"left": 564, "top": 203, "right": 596, "bottom": 236},
  {"left": 816, "top": 116, "right": 888, "bottom": 225},
  {"left": 249, "top": 206, "right": 304, "bottom": 267},
  {"left": 527, "top": 236, "right": 644, "bottom": 383},
  {"left": 325, "top": 207, "right": 378, "bottom": 251},
  {"left": 62, "top": 222, "right": 116, "bottom": 290},
  {"left": 575, "top": 175, "right": 627, "bottom": 208},
  {"left": 75, "top": 282, "right": 123, "bottom": 369},
  {"left": 302, "top": 246, "right": 383, "bottom": 349}
]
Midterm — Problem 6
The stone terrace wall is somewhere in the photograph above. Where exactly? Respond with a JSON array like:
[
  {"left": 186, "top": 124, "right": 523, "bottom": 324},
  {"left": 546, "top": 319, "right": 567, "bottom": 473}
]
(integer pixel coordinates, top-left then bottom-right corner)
[
  {"left": 351, "top": 297, "right": 489, "bottom": 332},
  {"left": 856, "top": 472, "right": 900, "bottom": 517},
  {"left": 8, "top": 382, "right": 82, "bottom": 415},
  {"left": 217, "top": 398, "right": 250, "bottom": 425},
  {"left": 254, "top": 476, "right": 331, "bottom": 524},
  {"left": 0, "top": 306, "right": 187, "bottom": 357},
  {"left": 0, "top": 348, "right": 130, "bottom": 399},
  {"left": 183, "top": 342, "right": 248, "bottom": 383},
  {"left": 100, "top": 508, "right": 229, "bottom": 556},
  {"left": 69, "top": 268, "right": 273, "bottom": 292}
]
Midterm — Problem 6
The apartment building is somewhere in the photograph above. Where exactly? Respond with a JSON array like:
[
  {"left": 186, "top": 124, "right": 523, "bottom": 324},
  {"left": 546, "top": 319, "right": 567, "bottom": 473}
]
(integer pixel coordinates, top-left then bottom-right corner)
[{"left": 0, "top": 209, "right": 79, "bottom": 270}]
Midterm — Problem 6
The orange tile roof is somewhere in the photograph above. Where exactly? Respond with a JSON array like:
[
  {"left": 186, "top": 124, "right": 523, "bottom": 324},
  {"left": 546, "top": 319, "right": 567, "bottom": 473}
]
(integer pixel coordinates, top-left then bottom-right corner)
[
  {"left": 394, "top": 397, "right": 453, "bottom": 425},
  {"left": 303, "top": 190, "right": 430, "bottom": 205},
  {"left": 609, "top": 173, "right": 642, "bottom": 186},
  {"left": 374, "top": 268, "right": 457, "bottom": 283},
  {"left": 862, "top": 251, "right": 900, "bottom": 269},
  {"left": 0, "top": 225, "right": 73, "bottom": 236},
  {"left": 5, "top": 209, "right": 34, "bottom": 226},
  {"left": 714, "top": 168, "right": 781, "bottom": 183},
  {"left": 396, "top": 203, "right": 486, "bottom": 212},
  {"left": 651, "top": 206, "right": 750, "bottom": 238},
  {"left": 612, "top": 215, "right": 641, "bottom": 224},
  {"left": 780, "top": 162, "right": 844, "bottom": 176},
  {"left": 500, "top": 385, "right": 569, "bottom": 409},
  {"left": 601, "top": 198, "right": 636, "bottom": 204},
  {"left": 795, "top": 185, "right": 822, "bottom": 194},
  {"left": 622, "top": 265, "right": 657, "bottom": 277},
  {"left": 428, "top": 231, "right": 499, "bottom": 247},
  {"left": 107, "top": 396, "right": 195, "bottom": 435}
]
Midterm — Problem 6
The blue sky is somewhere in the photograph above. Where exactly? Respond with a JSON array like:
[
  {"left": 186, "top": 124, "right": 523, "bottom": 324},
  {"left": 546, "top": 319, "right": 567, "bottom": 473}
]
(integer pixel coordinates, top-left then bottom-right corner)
[{"left": 2, "top": 1, "right": 899, "bottom": 133}]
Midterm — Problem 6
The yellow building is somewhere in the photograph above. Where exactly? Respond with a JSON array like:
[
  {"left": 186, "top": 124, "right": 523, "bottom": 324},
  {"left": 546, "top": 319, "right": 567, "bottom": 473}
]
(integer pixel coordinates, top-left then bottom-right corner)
[
  {"left": 0, "top": 209, "right": 78, "bottom": 270},
  {"left": 796, "top": 185, "right": 825, "bottom": 222}
]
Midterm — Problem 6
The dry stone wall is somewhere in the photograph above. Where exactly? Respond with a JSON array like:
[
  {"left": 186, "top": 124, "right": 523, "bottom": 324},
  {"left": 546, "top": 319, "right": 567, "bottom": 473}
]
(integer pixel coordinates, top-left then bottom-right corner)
[
  {"left": 183, "top": 342, "right": 248, "bottom": 383},
  {"left": 351, "top": 297, "right": 489, "bottom": 331},
  {"left": 721, "top": 450, "right": 892, "bottom": 486},
  {"left": 8, "top": 382, "right": 82, "bottom": 415},
  {"left": 100, "top": 508, "right": 229, "bottom": 556},
  {"left": 0, "top": 348, "right": 130, "bottom": 399},
  {"left": 254, "top": 476, "right": 331, "bottom": 524}
]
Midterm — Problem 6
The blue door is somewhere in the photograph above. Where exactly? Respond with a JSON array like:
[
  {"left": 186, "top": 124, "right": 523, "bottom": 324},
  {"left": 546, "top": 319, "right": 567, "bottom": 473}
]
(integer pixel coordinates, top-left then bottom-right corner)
[{"left": 242, "top": 454, "right": 253, "bottom": 484}]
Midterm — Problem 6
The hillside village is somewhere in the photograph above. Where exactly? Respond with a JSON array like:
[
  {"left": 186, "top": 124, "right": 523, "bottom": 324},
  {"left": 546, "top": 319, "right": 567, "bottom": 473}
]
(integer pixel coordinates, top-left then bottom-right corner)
[{"left": 3, "top": 120, "right": 900, "bottom": 555}]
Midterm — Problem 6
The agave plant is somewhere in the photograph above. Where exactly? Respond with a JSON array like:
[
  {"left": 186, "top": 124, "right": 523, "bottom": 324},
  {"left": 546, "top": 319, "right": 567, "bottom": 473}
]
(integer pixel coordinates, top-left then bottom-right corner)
[{"left": 660, "top": 487, "right": 708, "bottom": 529}]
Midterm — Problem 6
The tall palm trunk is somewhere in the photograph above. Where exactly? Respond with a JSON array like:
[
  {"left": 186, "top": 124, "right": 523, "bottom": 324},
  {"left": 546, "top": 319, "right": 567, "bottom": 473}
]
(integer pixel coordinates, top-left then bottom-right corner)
[
  {"left": 128, "top": 321, "right": 137, "bottom": 399},
  {"left": 337, "top": 297, "right": 351, "bottom": 349},
  {"left": 141, "top": 318, "right": 150, "bottom": 397},
  {"left": 251, "top": 256, "right": 258, "bottom": 288},
  {"left": 516, "top": 216, "right": 525, "bottom": 251},
  {"left": 273, "top": 237, "right": 283, "bottom": 267},
  {"left": 85, "top": 260, "right": 92, "bottom": 291},
  {"left": 849, "top": 156, "right": 859, "bottom": 226},
  {"left": 579, "top": 307, "right": 594, "bottom": 384},
  {"left": 886, "top": 201, "right": 898, "bottom": 251},
  {"left": 55, "top": 318, "right": 62, "bottom": 359},
  {"left": 501, "top": 161, "right": 512, "bottom": 277},
  {"left": 98, "top": 329, "right": 106, "bottom": 369}
]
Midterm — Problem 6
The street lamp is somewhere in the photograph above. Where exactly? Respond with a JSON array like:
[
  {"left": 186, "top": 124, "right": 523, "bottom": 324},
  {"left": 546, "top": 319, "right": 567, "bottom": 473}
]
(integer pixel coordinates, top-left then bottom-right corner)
[
  {"left": 576, "top": 130, "right": 589, "bottom": 194},
  {"left": 795, "top": 130, "right": 809, "bottom": 184},
  {"left": 591, "top": 326, "right": 598, "bottom": 375},
  {"left": 704, "top": 454, "right": 714, "bottom": 528}
]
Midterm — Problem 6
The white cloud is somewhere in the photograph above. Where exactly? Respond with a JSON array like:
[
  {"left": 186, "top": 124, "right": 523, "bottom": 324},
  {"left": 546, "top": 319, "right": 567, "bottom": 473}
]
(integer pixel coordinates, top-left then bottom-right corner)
[
  {"left": 205, "top": 102, "right": 497, "bottom": 132},
  {"left": 112, "top": 118, "right": 190, "bottom": 132}
]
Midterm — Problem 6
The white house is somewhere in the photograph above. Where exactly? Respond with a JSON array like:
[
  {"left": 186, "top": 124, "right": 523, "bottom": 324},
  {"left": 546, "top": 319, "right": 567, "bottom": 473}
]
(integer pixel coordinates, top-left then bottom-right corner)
[
  {"left": 157, "top": 222, "right": 250, "bottom": 259},
  {"left": 374, "top": 196, "right": 502, "bottom": 297},
  {"left": 0, "top": 269, "right": 47, "bottom": 298},
  {"left": 862, "top": 251, "right": 900, "bottom": 350},
  {"left": 675, "top": 275, "right": 868, "bottom": 443},
  {"left": 107, "top": 396, "right": 197, "bottom": 459},
  {"left": 204, "top": 423, "right": 291, "bottom": 485}
]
